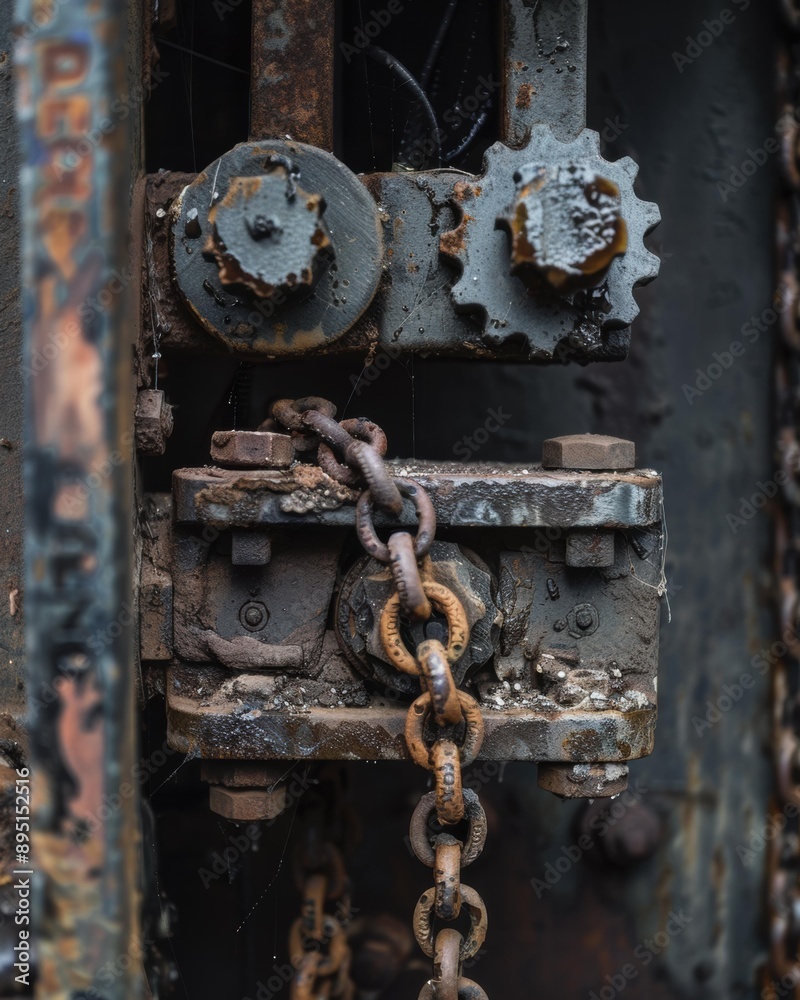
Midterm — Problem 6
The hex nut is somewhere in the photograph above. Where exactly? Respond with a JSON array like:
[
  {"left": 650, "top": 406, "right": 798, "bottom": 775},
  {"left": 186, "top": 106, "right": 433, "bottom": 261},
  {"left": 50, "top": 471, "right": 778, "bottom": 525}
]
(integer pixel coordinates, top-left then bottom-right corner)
[
  {"left": 135, "top": 389, "right": 174, "bottom": 456},
  {"left": 541, "top": 434, "right": 635, "bottom": 471},
  {"left": 208, "top": 785, "right": 288, "bottom": 821},
  {"left": 201, "top": 760, "right": 289, "bottom": 787},
  {"left": 210, "top": 430, "right": 294, "bottom": 468},
  {"left": 537, "top": 762, "right": 629, "bottom": 799}
]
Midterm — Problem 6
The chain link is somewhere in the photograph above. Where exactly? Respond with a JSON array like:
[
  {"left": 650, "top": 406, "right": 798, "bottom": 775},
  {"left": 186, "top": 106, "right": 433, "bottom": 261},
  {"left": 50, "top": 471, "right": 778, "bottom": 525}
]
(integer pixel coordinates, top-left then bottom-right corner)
[{"left": 271, "top": 398, "right": 490, "bottom": 999}]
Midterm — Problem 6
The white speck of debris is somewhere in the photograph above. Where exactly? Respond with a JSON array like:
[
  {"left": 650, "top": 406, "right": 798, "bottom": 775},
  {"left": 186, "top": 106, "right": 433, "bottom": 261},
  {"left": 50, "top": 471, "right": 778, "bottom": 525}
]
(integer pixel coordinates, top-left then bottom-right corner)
[
  {"left": 156, "top": 207, "right": 166, "bottom": 218},
  {"left": 513, "top": 682, "right": 521, "bottom": 691},
  {"left": 535, "top": 664, "right": 543, "bottom": 673},
  {"left": 557, "top": 670, "right": 566, "bottom": 679},
  {"left": 8, "top": 588, "right": 18, "bottom": 616}
]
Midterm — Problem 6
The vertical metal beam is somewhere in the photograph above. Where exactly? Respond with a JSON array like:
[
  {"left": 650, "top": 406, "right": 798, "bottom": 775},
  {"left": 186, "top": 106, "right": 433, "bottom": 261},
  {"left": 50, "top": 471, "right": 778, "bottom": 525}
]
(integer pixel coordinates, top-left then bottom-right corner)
[
  {"left": 503, "top": 0, "right": 588, "bottom": 145},
  {"left": 0, "top": 0, "right": 25, "bottom": 728},
  {"left": 15, "top": 0, "right": 142, "bottom": 995},
  {"left": 250, "top": 0, "right": 336, "bottom": 149}
]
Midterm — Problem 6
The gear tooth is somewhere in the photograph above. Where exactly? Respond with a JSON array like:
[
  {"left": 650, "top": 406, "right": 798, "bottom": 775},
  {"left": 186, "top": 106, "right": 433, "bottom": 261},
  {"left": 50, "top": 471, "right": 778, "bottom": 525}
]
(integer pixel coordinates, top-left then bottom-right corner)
[
  {"left": 638, "top": 250, "right": 661, "bottom": 284},
  {"left": 614, "top": 286, "right": 640, "bottom": 326},
  {"left": 572, "top": 129, "right": 599, "bottom": 157},
  {"left": 641, "top": 201, "right": 661, "bottom": 233},
  {"left": 617, "top": 156, "right": 639, "bottom": 180}
]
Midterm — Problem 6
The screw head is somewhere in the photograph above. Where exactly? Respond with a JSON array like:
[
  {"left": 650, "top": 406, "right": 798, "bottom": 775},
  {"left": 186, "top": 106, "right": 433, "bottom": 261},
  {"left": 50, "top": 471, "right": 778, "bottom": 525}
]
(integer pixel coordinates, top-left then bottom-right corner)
[{"left": 239, "top": 600, "right": 269, "bottom": 631}]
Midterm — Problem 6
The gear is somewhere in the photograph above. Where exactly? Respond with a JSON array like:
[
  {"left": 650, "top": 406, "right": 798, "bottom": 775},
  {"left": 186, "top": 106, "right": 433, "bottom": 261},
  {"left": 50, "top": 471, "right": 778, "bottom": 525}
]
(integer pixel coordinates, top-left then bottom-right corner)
[{"left": 439, "top": 126, "right": 661, "bottom": 361}]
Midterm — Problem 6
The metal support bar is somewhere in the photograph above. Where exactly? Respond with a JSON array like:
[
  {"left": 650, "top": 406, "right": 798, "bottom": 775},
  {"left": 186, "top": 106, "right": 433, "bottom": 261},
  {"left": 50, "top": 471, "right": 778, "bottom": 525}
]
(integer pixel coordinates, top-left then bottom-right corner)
[
  {"left": 503, "top": 0, "right": 588, "bottom": 144},
  {"left": 15, "top": 0, "right": 142, "bottom": 994},
  {"left": 250, "top": 0, "right": 336, "bottom": 149}
]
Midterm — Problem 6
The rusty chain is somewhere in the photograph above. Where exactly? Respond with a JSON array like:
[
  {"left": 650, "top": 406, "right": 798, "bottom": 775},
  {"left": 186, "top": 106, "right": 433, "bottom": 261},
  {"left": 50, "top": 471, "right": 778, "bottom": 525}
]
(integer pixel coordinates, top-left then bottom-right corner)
[
  {"left": 289, "top": 768, "right": 357, "bottom": 1000},
  {"left": 769, "top": 18, "right": 800, "bottom": 999},
  {"left": 271, "top": 398, "right": 490, "bottom": 999}
]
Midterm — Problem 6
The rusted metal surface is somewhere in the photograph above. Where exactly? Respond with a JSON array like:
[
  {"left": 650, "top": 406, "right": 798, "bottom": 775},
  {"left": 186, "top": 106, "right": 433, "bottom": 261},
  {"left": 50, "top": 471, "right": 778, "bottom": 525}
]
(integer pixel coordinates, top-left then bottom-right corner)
[
  {"left": 134, "top": 388, "right": 173, "bottom": 456},
  {"left": 170, "top": 141, "right": 383, "bottom": 356},
  {"left": 166, "top": 664, "right": 656, "bottom": 762},
  {"left": 502, "top": 0, "right": 588, "bottom": 146},
  {"left": 15, "top": 0, "right": 142, "bottom": 994},
  {"left": 0, "top": 0, "right": 25, "bottom": 722},
  {"left": 440, "top": 129, "right": 660, "bottom": 360},
  {"left": 249, "top": 0, "right": 336, "bottom": 150},
  {"left": 172, "top": 461, "right": 662, "bottom": 529}
]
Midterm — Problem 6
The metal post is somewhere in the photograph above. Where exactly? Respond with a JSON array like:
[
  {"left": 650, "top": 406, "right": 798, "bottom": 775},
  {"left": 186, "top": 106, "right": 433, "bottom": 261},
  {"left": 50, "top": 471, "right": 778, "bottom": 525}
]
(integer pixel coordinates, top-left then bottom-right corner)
[
  {"left": 250, "top": 0, "right": 337, "bottom": 149},
  {"left": 503, "top": 0, "right": 588, "bottom": 145},
  {"left": 15, "top": 0, "right": 142, "bottom": 994}
]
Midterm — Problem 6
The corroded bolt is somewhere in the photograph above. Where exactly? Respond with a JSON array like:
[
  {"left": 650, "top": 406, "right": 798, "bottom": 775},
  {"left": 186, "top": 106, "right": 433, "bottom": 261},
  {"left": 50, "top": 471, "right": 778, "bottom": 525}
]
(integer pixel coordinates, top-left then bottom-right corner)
[
  {"left": 541, "top": 433, "right": 635, "bottom": 471},
  {"left": 134, "top": 389, "right": 174, "bottom": 456},
  {"left": 500, "top": 162, "right": 627, "bottom": 290},
  {"left": 207, "top": 165, "right": 331, "bottom": 300},
  {"left": 202, "top": 760, "right": 293, "bottom": 821},
  {"left": 208, "top": 786, "right": 287, "bottom": 822},
  {"left": 210, "top": 429, "right": 294, "bottom": 468},
  {"left": 538, "top": 762, "right": 629, "bottom": 799}
]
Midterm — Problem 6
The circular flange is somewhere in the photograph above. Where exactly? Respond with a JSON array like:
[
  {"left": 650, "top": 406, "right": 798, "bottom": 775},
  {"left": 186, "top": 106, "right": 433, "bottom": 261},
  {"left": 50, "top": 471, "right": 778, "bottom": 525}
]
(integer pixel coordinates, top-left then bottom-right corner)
[{"left": 170, "top": 140, "right": 383, "bottom": 356}]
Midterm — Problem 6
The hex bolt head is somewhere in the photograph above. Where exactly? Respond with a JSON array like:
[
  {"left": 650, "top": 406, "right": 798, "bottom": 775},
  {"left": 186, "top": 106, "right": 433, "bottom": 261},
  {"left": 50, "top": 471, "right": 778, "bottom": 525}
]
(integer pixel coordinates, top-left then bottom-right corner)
[
  {"left": 500, "top": 162, "right": 628, "bottom": 291},
  {"left": 541, "top": 433, "right": 635, "bottom": 471},
  {"left": 210, "top": 429, "right": 294, "bottom": 468},
  {"left": 207, "top": 168, "right": 331, "bottom": 300},
  {"left": 208, "top": 785, "right": 288, "bottom": 822}
]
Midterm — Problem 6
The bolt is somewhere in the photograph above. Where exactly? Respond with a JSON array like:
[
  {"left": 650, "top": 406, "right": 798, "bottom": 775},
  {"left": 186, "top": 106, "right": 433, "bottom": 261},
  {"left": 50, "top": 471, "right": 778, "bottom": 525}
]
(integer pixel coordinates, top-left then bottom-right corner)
[
  {"left": 134, "top": 389, "right": 174, "bottom": 457},
  {"left": 538, "top": 762, "right": 629, "bottom": 800},
  {"left": 541, "top": 433, "right": 635, "bottom": 471},
  {"left": 239, "top": 600, "right": 269, "bottom": 630},
  {"left": 208, "top": 785, "right": 287, "bottom": 822},
  {"left": 500, "top": 162, "right": 627, "bottom": 291},
  {"left": 575, "top": 608, "right": 594, "bottom": 630},
  {"left": 208, "top": 168, "right": 331, "bottom": 300}
]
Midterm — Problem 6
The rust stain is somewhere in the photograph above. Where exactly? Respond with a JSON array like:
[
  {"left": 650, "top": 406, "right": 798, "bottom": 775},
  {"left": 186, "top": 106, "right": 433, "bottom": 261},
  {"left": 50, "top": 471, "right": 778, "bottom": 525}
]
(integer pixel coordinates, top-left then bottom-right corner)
[{"left": 515, "top": 82, "right": 534, "bottom": 109}]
